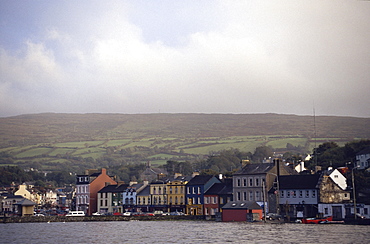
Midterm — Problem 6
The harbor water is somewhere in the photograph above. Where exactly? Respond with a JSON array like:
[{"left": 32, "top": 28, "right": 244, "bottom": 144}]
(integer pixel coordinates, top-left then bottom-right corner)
[{"left": 1, "top": 221, "right": 369, "bottom": 244}]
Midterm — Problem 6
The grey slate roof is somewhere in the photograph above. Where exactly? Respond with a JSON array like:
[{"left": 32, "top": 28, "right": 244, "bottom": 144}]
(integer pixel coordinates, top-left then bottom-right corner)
[
  {"left": 204, "top": 183, "right": 226, "bottom": 195},
  {"left": 14, "top": 198, "right": 36, "bottom": 206},
  {"left": 98, "top": 184, "right": 128, "bottom": 193},
  {"left": 222, "top": 201, "right": 262, "bottom": 210},
  {"left": 278, "top": 174, "right": 321, "bottom": 189},
  {"left": 235, "top": 163, "right": 275, "bottom": 175},
  {"left": 187, "top": 175, "right": 214, "bottom": 185},
  {"left": 136, "top": 185, "right": 150, "bottom": 196}
]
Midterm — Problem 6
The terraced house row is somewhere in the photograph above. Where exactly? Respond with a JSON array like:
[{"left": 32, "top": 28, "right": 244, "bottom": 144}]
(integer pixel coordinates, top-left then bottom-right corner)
[{"left": 75, "top": 159, "right": 370, "bottom": 221}]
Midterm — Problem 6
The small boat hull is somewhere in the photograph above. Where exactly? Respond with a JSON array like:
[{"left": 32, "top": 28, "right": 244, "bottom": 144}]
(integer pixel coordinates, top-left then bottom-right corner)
[{"left": 302, "top": 216, "right": 333, "bottom": 224}]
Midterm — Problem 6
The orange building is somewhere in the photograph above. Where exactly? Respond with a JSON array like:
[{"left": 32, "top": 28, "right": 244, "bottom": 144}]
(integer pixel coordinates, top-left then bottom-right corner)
[{"left": 76, "top": 168, "right": 116, "bottom": 215}]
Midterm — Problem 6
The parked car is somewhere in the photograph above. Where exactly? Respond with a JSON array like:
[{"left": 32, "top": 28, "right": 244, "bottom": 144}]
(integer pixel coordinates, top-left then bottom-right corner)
[
  {"left": 170, "top": 211, "right": 185, "bottom": 216},
  {"left": 265, "top": 213, "right": 282, "bottom": 220},
  {"left": 123, "top": 212, "right": 132, "bottom": 216},
  {"left": 113, "top": 212, "right": 123, "bottom": 216},
  {"left": 132, "top": 212, "right": 146, "bottom": 216},
  {"left": 66, "top": 211, "right": 85, "bottom": 217},
  {"left": 92, "top": 212, "right": 102, "bottom": 216}
]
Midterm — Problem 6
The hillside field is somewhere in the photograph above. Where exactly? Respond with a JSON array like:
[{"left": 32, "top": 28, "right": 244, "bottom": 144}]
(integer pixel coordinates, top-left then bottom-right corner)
[{"left": 0, "top": 113, "right": 369, "bottom": 172}]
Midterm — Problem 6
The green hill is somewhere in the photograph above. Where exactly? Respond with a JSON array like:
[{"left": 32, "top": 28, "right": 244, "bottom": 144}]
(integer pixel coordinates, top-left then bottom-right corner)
[{"left": 0, "top": 113, "right": 369, "bottom": 173}]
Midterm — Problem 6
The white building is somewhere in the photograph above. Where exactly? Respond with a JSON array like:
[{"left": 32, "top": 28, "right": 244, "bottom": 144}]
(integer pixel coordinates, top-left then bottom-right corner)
[{"left": 356, "top": 147, "right": 370, "bottom": 170}]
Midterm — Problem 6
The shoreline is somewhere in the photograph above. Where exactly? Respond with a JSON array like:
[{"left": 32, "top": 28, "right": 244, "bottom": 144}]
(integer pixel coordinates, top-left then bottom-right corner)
[{"left": 0, "top": 215, "right": 207, "bottom": 224}]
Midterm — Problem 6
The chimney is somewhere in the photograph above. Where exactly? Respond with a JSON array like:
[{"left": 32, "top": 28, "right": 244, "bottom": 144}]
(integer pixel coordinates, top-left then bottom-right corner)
[
  {"left": 275, "top": 158, "right": 280, "bottom": 177},
  {"left": 129, "top": 181, "right": 138, "bottom": 186},
  {"left": 300, "top": 161, "right": 305, "bottom": 172},
  {"left": 192, "top": 172, "right": 199, "bottom": 178},
  {"left": 241, "top": 160, "right": 250, "bottom": 168},
  {"left": 174, "top": 173, "right": 182, "bottom": 179},
  {"left": 105, "top": 182, "right": 111, "bottom": 187},
  {"left": 101, "top": 168, "right": 107, "bottom": 175}
]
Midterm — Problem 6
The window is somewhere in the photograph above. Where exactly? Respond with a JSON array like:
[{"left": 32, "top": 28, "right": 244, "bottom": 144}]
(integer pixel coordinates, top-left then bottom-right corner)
[
  {"left": 312, "top": 190, "right": 316, "bottom": 198},
  {"left": 243, "top": 178, "right": 247, "bottom": 186},
  {"left": 187, "top": 187, "right": 190, "bottom": 194},
  {"left": 293, "top": 191, "right": 296, "bottom": 198},
  {"left": 255, "top": 178, "right": 259, "bottom": 187},
  {"left": 287, "top": 191, "right": 290, "bottom": 198},
  {"left": 306, "top": 190, "right": 309, "bottom": 198},
  {"left": 192, "top": 187, "right": 196, "bottom": 194},
  {"left": 249, "top": 178, "right": 253, "bottom": 187},
  {"left": 243, "top": 192, "right": 247, "bottom": 201},
  {"left": 205, "top": 197, "right": 209, "bottom": 204},
  {"left": 198, "top": 187, "right": 201, "bottom": 194},
  {"left": 255, "top": 191, "right": 260, "bottom": 201},
  {"left": 249, "top": 191, "right": 253, "bottom": 201},
  {"left": 237, "top": 178, "right": 241, "bottom": 187},
  {"left": 281, "top": 190, "right": 284, "bottom": 198},
  {"left": 299, "top": 190, "right": 303, "bottom": 198},
  {"left": 237, "top": 192, "right": 241, "bottom": 201},
  {"left": 364, "top": 208, "right": 368, "bottom": 215},
  {"left": 175, "top": 187, "right": 178, "bottom": 194},
  {"left": 324, "top": 208, "right": 328, "bottom": 214},
  {"left": 334, "top": 175, "right": 338, "bottom": 178}
]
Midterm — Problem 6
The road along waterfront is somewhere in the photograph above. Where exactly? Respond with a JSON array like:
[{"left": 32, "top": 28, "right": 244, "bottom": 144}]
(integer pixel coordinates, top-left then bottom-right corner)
[{"left": 1, "top": 220, "right": 369, "bottom": 244}]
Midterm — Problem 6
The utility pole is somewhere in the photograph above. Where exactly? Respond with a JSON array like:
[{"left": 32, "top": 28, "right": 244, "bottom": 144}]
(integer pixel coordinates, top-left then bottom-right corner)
[{"left": 352, "top": 167, "right": 357, "bottom": 220}]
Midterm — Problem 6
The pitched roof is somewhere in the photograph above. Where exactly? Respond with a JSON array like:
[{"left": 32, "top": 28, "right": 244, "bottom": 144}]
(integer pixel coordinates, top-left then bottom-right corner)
[
  {"left": 222, "top": 201, "right": 262, "bottom": 210},
  {"left": 278, "top": 174, "right": 321, "bottom": 189},
  {"left": 187, "top": 175, "right": 214, "bottom": 185},
  {"left": 218, "top": 178, "right": 233, "bottom": 195},
  {"left": 235, "top": 163, "right": 275, "bottom": 175},
  {"left": 14, "top": 198, "right": 36, "bottom": 206},
  {"left": 205, "top": 183, "right": 226, "bottom": 195},
  {"left": 136, "top": 185, "right": 150, "bottom": 196},
  {"left": 98, "top": 184, "right": 128, "bottom": 193}
]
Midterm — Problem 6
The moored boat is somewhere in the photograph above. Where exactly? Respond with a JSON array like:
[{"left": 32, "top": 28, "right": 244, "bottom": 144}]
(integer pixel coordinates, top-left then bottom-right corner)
[{"left": 302, "top": 216, "right": 333, "bottom": 224}]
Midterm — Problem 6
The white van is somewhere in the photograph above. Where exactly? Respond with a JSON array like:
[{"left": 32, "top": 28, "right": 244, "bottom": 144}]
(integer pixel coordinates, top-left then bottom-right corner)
[{"left": 66, "top": 211, "right": 85, "bottom": 217}]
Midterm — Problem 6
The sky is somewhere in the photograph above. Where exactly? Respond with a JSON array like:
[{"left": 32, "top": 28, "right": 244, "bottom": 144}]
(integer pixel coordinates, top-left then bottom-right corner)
[{"left": 0, "top": 0, "right": 369, "bottom": 118}]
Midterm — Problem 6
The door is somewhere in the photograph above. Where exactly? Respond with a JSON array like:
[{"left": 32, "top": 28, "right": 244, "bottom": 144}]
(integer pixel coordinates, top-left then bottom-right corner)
[{"left": 332, "top": 206, "right": 342, "bottom": 220}]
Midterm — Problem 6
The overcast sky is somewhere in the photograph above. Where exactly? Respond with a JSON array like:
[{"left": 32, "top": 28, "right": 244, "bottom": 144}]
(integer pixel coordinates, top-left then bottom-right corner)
[{"left": 1, "top": 1, "right": 369, "bottom": 118}]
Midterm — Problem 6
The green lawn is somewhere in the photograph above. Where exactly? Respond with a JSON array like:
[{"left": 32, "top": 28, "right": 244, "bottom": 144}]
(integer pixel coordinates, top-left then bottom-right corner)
[
  {"left": 15, "top": 147, "right": 52, "bottom": 158},
  {"left": 266, "top": 138, "right": 307, "bottom": 149},
  {"left": 52, "top": 140, "right": 105, "bottom": 148}
]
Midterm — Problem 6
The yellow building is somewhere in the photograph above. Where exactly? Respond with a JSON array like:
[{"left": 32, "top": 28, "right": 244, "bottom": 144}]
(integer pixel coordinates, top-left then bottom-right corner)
[
  {"left": 167, "top": 175, "right": 189, "bottom": 213},
  {"left": 150, "top": 181, "right": 167, "bottom": 211}
]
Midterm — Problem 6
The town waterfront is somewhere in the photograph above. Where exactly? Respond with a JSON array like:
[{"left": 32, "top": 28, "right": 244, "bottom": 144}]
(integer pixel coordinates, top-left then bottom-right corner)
[{"left": 1, "top": 221, "right": 369, "bottom": 244}]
